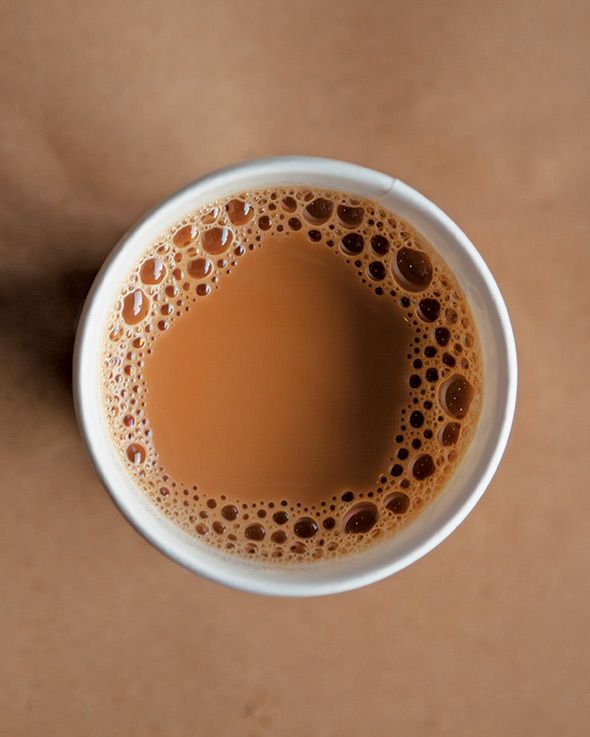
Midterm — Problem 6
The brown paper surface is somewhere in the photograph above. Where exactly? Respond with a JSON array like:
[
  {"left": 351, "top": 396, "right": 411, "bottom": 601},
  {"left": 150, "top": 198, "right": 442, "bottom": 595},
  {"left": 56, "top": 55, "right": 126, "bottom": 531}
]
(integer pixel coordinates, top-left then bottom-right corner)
[{"left": 1, "top": 1, "right": 588, "bottom": 735}]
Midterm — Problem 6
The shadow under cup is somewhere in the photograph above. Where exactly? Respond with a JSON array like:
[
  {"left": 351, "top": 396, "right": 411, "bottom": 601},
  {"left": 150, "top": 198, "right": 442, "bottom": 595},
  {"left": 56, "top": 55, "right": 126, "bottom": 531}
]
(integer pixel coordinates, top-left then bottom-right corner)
[{"left": 74, "top": 157, "right": 517, "bottom": 597}]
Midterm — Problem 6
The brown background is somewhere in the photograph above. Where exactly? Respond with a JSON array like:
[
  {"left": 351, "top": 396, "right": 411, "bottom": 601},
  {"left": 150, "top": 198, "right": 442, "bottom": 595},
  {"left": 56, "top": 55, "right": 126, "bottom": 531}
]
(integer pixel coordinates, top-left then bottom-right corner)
[{"left": 1, "top": 1, "right": 588, "bottom": 735}]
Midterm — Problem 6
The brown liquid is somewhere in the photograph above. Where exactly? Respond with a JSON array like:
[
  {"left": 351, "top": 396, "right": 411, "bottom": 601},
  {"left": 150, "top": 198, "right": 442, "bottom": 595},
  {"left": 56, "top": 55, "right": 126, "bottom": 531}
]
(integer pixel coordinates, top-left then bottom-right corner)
[
  {"left": 143, "top": 233, "right": 412, "bottom": 505},
  {"left": 101, "top": 187, "right": 483, "bottom": 563}
]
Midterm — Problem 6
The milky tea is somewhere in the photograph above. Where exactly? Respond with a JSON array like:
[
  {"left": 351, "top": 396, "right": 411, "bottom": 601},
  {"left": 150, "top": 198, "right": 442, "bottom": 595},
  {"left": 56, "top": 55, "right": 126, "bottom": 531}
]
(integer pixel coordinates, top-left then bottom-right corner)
[{"left": 102, "top": 188, "right": 482, "bottom": 563}]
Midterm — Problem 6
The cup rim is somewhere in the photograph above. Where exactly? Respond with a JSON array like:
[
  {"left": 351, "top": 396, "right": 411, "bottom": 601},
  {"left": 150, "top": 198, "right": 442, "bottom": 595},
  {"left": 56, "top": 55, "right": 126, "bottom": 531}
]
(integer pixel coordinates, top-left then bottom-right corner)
[{"left": 73, "top": 156, "right": 517, "bottom": 596}]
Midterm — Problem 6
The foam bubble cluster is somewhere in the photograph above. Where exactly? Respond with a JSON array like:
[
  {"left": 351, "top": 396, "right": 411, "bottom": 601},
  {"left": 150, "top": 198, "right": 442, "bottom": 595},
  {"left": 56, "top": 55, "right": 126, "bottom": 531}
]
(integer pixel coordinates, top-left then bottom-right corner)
[{"left": 101, "top": 187, "right": 482, "bottom": 563}]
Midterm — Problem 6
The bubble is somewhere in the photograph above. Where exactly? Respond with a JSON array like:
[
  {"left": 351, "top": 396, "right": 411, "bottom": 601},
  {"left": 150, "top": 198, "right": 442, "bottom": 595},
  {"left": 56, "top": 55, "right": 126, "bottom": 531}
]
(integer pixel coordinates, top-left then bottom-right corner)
[
  {"left": 370, "top": 234, "right": 389, "bottom": 255},
  {"left": 123, "top": 414, "right": 135, "bottom": 427},
  {"left": 440, "top": 422, "right": 461, "bottom": 446},
  {"left": 140, "top": 258, "right": 166, "bottom": 285},
  {"left": 368, "top": 261, "right": 386, "bottom": 281},
  {"left": 392, "top": 247, "right": 433, "bottom": 291},
  {"left": 188, "top": 258, "right": 212, "bottom": 279},
  {"left": 212, "top": 521, "right": 225, "bottom": 534},
  {"left": 411, "top": 454, "right": 435, "bottom": 480},
  {"left": 201, "top": 208, "right": 219, "bottom": 224},
  {"left": 290, "top": 542, "right": 306, "bottom": 555},
  {"left": 337, "top": 204, "right": 364, "bottom": 228},
  {"left": 322, "top": 517, "right": 336, "bottom": 530},
  {"left": 435, "top": 327, "right": 450, "bottom": 346},
  {"left": 417, "top": 298, "right": 440, "bottom": 322},
  {"left": 173, "top": 224, "right": 197, "bottom": 248},
  {"left": 410, "top": 410, "right": 424, "bottom": 428},
  {"left": 308, "top": 230, "right": 322, "bottom": 242},
  {"left": 226, "top": 199, "right": 253, "bottom": 225},
  {"left": 221, "top": 504, "right": 238, "bottom": 520},
  {"left": 288, "top": 217, "right": 302, "bottom": 230},
  {"left": 343, "top": 503, "right": 379, "bottom": 533},
  {"left": 281, "top": 196, "right": 297, "bottom": 212},
  {"left": 303, "top": 198, "right": 333, "bottom": 225},
  {"left": 445, "top": 308, "right": 458, "bottom": 324},
  {"left": 439, "top": 375, "right": 475, "bottom": 419},
  {"left": 126, "top": 443, "right": 146, "bottom": 464},
  {"left": 202, "top": 227, "right": 233, "bottom": 255},
  {"left": 426, "top": 368, "right": 439, "bottom": 383},
  {"left": 196, "top": 284, "right": 211, "bottom": 297},
  {"left": 271, "top": 530, "right": 287, "bottom": 544},
  {"left": 245, "top": 523, "right": 266, "bottom": 541},
  {"left": 384, "top": 492, "right": 410, "bottom": 514},
  {"left": 273, "top": 511, "right": 289, "bottom": 525},
  {"left": 391, "top": 464, "right": 403, "bottom": 477},
  {"left": 196, "top": 523, "right": 208, "bottom": 535},
  {"left": 294, "top": 517, "right": 319, "bottom": 539},
  {"left": 122, "top": 290, "right": 149, "bottom": 325},
  {"left": 442, "top": 352, "right": 456, "bottom": 367},
  {"left": 341, "top": 233, "right": 364, "bottom": 255}
]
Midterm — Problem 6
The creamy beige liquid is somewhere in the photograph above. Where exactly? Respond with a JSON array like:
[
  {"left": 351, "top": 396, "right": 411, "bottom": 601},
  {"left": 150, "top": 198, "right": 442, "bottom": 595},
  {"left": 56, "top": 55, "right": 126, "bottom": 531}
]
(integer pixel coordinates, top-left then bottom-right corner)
[{"left": 102, "top": 188, "right": 482, "bottom": 562}]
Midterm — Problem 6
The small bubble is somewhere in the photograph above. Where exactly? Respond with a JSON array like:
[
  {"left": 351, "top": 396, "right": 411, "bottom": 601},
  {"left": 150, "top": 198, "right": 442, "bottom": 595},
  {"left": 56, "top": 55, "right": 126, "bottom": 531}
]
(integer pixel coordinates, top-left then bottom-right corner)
[
  {"left": 368, "top": 261, "right": 386, "bottom": 281},
  {"left": 273, "top": 511, "right": 289, "bottom": 525},
  {"left": 244, "top": 523, "right": 266, "bottom": 541},
  {"left": 202, "top": 227, "right": 233, "bottom": 254},
  {"left": 188, "top": 258, "right": 212, "bottom": 279},
  {"left": 196, "top": 283, "right": 211, "bottom": 297},
  {"left": 281, "top": 196, "right": 297, "bottom": 212},
  {"left": 271, "top": 530, "right": 287, "bottom": 544},
  {"left": 440, "top": 422, "right": 461, "bottom": 446},
  {"left": 439, "top": 375, "right": 475, "bottom": 419},
  {"left": 411, "top": 454, "right": 436, "bottom": 480},
  {"left": 140, "top": 258, "right": 166, "bottom": 285},
  {"left": 384, "top": 492, "right": 410, "bottom": 514},
  {"left": 410, "top": 410, "right": 425, "bottom": 428},
  {"left": 307, "top": 229, "right": 322, "bottom": 242},
  {"left": 173, "top": 224, "right": 197, "bottom": 248},
  {"left": 221, "top": 504, "right": 238, "bottom": 521},
  {"left": 341, "top": 232, "right": 364, "bottom": 255},
  {"left": 343, "top": 503, "right": 379, "bottom": 534},
  {"left": 126, "top": 443, "right": 146, "bottom": 464},
  {"left": 337, "top": 204, "right": 364, "bottom": 228},
  {"left": 303, "top": 197, "right": 333, "bottom": 225},
  {"left": 226, "top": 199, "right": 253, "bottom": 225},
  {"left": 288, "top": 217, "right": 302, "bottom": 230},
  {"left": 393, "top": 247, "right": 433, "bottom": 291},
  {"left": 435, "top": 327, "right": 450, "bottom": 346},
  {"left": 417, "top": 298, "right": 440, "bottom": 322},
  {"left": 201, "top": 208, "right": 220, "bottom": 224},
  {"left": 370, "top": 234, "right": 389, "bottom": 255},
  {"left": 294, "top": 517, "right": 319, "bottom": 539},
  {"left": 122, "top": 290, "right": 149, "bottom": 325}
]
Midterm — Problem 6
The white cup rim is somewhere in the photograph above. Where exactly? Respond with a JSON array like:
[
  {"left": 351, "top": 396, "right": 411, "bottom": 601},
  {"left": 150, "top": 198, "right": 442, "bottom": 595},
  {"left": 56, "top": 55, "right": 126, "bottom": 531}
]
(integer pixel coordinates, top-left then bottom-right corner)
[{"left": 73, "top": 156, "right": 517, "bottom": 596}]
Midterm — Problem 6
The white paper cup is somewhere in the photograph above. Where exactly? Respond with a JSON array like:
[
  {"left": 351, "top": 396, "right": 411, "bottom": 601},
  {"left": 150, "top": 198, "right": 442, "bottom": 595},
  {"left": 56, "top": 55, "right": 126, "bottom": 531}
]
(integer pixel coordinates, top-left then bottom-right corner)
[{"left": 74, "top": 156, "right": 517, "bottom": 597}]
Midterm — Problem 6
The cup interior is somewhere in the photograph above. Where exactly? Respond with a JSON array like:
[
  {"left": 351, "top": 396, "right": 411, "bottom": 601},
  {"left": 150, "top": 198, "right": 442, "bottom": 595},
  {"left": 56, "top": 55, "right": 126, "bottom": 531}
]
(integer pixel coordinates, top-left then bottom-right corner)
[{"left": 74, "top": 156, "right": 517, "bottom": 596}]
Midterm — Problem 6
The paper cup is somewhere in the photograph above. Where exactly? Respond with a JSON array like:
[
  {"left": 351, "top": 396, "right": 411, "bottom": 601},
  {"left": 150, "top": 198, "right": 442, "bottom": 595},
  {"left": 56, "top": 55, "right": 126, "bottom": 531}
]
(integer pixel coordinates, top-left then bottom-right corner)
[{"left": 74, "top": 156, "right": 517, "bottom": 596}]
